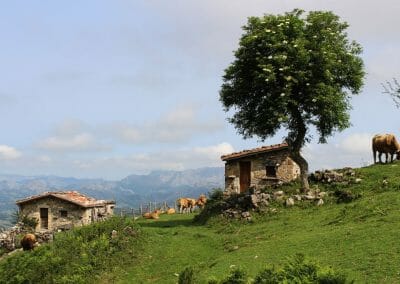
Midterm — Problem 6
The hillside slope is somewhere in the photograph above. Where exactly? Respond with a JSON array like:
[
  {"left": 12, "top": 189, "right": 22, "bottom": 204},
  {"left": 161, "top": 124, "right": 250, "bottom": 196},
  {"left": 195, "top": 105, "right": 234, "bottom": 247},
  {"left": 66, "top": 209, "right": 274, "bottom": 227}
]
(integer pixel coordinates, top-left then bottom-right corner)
[{"left": 1, "top": 163, "right": 400, "bottom": 283}]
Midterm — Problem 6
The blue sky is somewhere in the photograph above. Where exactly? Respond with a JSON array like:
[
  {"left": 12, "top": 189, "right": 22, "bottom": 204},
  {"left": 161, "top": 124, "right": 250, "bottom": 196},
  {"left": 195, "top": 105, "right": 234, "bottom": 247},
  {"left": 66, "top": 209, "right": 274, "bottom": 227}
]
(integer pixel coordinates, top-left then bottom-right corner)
[{"left": 1, "top": 0, "right": 399, "bottom": 179}]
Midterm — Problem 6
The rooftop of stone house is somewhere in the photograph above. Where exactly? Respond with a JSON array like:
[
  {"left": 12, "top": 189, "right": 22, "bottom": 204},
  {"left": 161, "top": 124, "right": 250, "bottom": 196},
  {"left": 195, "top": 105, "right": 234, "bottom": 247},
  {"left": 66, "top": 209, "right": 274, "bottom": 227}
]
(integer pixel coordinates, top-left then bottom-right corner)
[
  {"left": 16, "top": 191, "right": 115, "bottom": 208},
  {"left": 221, "top": 142, "right": 289, "bottom": 161}
]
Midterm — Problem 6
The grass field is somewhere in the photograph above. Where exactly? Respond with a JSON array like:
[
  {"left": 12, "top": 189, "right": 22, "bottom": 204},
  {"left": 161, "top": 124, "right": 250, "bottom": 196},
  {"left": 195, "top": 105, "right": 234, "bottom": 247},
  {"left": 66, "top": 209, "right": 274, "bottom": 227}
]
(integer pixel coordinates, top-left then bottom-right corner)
[{"left": 2, "top": 163, "right": 400, "bottom": 283}]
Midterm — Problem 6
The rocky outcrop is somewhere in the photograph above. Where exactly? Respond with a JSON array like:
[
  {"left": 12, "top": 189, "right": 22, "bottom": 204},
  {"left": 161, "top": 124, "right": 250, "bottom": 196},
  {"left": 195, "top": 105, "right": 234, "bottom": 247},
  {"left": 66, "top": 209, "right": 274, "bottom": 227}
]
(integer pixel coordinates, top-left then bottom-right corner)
[{"left": 221, "top": 188, "right": 327, "bottom": 221}]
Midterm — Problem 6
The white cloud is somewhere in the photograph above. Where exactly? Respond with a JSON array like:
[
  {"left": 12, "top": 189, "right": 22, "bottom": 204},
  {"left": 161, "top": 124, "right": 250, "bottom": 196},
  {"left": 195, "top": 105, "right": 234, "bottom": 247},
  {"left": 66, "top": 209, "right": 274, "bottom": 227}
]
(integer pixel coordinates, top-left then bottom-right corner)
[
  {"left": 303, "top": 133, "right": 374, "bottom": 171},
  {"left": 112, "top": 104, "right": 223, "bottom": 144},
  {"left": 37, "top": 133, "right": 110, "bottom": 152},
  {"left": 0, "top": 145, "right": 22, "bottom": 160},
  {"left": 193, "top": 143, "right": 235, "bottom": 160},
  {"left": 338, "top": 133, "right": 372, "bottom": 155},
  {"left": 38, "top": 133, "right": 94, "bottom": 151}
]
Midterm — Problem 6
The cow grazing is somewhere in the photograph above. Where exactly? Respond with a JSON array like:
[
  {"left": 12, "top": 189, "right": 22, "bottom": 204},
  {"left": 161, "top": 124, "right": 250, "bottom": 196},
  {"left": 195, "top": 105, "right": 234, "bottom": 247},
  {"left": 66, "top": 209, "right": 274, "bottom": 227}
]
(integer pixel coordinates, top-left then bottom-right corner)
[
  {"left": 372, "top": 134, "right": 400, "bottom": 163},
  {"left": 196, "top": 194, "right": 207, "bottom": 209},
  {"left": 20, "top": 233, "right": 37, "bottom": 251}
]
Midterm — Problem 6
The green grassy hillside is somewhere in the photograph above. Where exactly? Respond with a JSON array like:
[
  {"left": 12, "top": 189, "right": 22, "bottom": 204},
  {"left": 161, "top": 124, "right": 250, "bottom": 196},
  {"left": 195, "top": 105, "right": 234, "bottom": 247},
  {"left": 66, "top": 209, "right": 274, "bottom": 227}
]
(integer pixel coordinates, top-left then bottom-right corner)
[{"left": 1, "top": 163, "right": 400, "bottom": 283}]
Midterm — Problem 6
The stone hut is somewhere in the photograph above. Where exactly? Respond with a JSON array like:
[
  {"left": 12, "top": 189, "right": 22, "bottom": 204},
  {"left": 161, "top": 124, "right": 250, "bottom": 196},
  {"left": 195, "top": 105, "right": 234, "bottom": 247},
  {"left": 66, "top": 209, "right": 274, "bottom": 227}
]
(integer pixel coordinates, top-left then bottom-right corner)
[
  {"left": 16, "top": 191, "right": 115, "bottom": 232},
  {"left": 221, "top": 143, "right": 300, "bottom": 194}
]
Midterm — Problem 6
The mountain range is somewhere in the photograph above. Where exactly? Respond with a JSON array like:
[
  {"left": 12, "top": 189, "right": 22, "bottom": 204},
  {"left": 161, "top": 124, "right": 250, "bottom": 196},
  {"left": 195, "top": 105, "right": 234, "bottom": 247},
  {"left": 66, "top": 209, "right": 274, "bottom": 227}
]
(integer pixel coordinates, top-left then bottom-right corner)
[{"left": 0, "top": 167, "right": 224, "bottom": 228}]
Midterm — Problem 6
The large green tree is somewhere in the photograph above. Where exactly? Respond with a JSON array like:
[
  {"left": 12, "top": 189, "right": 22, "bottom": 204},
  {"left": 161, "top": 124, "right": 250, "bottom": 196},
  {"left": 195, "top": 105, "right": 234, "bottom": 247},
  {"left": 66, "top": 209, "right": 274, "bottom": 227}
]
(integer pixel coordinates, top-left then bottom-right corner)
[{"left": 220, "top": 9, "right": 365, "bottom": 190}]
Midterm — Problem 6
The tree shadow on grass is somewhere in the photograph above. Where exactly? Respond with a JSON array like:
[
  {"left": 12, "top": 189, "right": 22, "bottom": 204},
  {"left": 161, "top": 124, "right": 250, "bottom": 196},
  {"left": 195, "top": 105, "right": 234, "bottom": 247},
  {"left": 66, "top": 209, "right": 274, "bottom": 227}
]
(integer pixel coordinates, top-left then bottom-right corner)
[{"left": 137, "top": 218, "right": 202, "bottom": 228}]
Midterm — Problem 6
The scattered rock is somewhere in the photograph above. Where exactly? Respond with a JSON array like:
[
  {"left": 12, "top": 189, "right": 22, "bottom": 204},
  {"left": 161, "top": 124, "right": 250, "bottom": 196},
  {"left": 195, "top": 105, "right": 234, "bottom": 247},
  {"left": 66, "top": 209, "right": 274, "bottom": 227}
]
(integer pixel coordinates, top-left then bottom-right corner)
[
  {"left": 316, "top": 199, "right": 324, "bottom": 206},
  {"left": 285, "top": 197, "right": 295, "bottom": 207}
]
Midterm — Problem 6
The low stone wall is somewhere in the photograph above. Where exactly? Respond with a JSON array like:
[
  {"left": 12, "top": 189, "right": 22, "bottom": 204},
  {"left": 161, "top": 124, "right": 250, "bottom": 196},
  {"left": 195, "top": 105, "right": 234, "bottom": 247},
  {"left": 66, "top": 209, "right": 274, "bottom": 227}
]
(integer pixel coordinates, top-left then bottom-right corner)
[{"left": 0, "top": 223, "right": 53, "bottom": 253}]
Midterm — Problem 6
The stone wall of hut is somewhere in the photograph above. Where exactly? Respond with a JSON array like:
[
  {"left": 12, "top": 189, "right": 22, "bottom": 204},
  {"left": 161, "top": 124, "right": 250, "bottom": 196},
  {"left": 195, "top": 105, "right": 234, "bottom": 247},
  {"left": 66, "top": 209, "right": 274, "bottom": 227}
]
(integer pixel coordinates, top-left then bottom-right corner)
[
  {"left": 224, "top": 149, "right": 300, "bottom": 194},
  {"left": 18, "top": 197, "right": 113, "bottom": 232}
]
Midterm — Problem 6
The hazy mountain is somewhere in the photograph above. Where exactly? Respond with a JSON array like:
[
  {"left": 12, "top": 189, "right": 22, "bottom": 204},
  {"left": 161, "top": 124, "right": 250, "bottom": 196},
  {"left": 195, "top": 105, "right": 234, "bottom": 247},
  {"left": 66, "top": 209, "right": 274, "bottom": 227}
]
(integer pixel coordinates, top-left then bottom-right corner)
[{"left": 0, "top": 167, "right": 224, "bottom": 228}]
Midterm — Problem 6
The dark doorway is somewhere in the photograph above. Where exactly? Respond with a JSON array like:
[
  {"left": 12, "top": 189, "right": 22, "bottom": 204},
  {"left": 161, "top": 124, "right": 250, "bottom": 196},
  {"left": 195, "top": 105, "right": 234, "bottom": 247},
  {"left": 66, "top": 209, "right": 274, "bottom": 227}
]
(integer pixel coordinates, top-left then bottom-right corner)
[
  {"left": 239, "top": 161, "right": 251, "bottom": 193},
  {"left": 40, "top": 208, "right": 49, "bottom": 229}
]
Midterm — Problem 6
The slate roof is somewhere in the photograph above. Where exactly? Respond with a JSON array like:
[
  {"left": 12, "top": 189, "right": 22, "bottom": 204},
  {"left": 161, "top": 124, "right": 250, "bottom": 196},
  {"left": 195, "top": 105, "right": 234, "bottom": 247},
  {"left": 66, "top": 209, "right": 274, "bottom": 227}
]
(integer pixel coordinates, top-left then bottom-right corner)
[
  {"left": 16, "top": 191, "right": 115, "bottom": 208},
  {"left": 221, "top": 142, "right": 289, "bottom": 161}
]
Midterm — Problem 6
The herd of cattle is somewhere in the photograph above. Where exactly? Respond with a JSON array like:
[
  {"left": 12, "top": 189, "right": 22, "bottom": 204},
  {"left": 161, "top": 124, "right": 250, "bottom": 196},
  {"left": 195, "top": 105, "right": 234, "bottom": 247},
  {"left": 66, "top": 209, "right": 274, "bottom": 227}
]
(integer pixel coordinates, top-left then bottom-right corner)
[
  {"left": 142, "top": 194, "right": 207, "bottom": 220},
  {"left": 372, "top": 134, "right": 400, "bottom": 164}
]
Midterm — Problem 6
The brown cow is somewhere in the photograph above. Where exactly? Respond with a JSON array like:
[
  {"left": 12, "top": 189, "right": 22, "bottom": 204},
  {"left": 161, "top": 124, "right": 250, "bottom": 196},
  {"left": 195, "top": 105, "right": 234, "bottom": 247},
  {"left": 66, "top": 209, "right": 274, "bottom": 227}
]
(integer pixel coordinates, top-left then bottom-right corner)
[
  {"left": 196, "top": 194, "right": 207, "bottom": 209},
  {"left": 143, "top": 211, "right": 160, "bottom": 219},
  {"left": 187, "top": 198, "right": 197, "bottom": 213},
  {"left": 20, "top": 233, "right": 37, "bottom": 251},
  {"left": 372, "top": 134, "right": 400, "bottom": 163},
  {"left": 177, "top": 198, "right": 192, "bottom": 214}
]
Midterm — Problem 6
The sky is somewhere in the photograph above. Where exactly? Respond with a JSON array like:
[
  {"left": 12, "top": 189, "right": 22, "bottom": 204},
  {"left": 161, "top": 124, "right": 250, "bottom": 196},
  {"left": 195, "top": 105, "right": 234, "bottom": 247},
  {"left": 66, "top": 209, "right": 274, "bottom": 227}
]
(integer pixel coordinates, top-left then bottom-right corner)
[{"left": 0, "top": 0, "right": 399, "bottom": 180}]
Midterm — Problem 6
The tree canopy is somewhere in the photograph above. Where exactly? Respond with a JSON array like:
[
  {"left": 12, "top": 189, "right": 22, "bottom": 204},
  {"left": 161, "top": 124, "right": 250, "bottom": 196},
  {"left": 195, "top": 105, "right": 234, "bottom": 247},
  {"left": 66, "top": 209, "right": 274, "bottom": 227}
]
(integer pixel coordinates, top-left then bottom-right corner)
[{"left": 220, "top": 9, "right": 365, "bottom": 189}]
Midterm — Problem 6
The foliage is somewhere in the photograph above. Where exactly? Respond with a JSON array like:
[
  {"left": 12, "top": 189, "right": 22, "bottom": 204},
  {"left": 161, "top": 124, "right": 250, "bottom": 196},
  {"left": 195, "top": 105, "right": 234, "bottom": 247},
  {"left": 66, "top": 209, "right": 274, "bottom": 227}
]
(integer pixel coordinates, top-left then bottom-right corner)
[
  {"left": 220, "top": 268, "right": 249, "bottom": 284},
  {"left": 220, "top": 9, "right": 365, "bottom": 189},
  {"left": 204, "top": 255, "right": 350, "bottom": 283},
  {"left": 382, "top": 78, "right": 400, "bottom": 108},
  {"left": 0, "top": 217, "right": 140, "bottom": 283},
  {"left": 333, "top": 189, "right": 361, "bottom": 204},
  {"left": 179, "top": 266, "right": 196, "bottom": 284},
  {"left": 253, "top": 254, "right": 351, "bottom": 283}
]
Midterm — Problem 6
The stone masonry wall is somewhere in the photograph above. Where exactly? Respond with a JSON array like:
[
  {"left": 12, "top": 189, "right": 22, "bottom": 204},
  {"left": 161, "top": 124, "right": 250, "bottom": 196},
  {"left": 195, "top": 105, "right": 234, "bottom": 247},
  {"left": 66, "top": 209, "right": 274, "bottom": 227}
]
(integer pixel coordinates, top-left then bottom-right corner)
[
  {"left": 19, "top": 197, "right": 90, "bottom": 232},
  {"left": 224, "top": 149, "right": 300, "bottom": 194}
]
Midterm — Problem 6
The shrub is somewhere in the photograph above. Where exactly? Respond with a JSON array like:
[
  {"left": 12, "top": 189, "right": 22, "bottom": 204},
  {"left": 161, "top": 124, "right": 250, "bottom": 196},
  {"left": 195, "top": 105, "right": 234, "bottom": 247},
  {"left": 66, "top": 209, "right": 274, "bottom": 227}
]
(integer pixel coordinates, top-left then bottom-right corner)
[
  {"left": 253, "top": 254, "right": 352, "bottom": 284},
  {"left": 179, "top": 266, "right": 196, "bottom": 284},
  {"left": 0, "top": 217, "right": 140, "bottom": 283},
  {"left": 220, "top": 268, "right": 248, "bottom": 284},
  {"left": 333, "top": 189, "right": 361, "bottom": 204}
]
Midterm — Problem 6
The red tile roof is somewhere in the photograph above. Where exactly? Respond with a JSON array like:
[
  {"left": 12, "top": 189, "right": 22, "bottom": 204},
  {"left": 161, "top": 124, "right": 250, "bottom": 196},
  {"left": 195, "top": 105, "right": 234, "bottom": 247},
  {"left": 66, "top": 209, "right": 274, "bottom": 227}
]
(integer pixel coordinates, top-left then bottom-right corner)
[
  {"left": 221, "top": 142, "right": 289, "bottom": 161},
  {"left": 16, "top": 191, "right": 115, "bottom": 208}
]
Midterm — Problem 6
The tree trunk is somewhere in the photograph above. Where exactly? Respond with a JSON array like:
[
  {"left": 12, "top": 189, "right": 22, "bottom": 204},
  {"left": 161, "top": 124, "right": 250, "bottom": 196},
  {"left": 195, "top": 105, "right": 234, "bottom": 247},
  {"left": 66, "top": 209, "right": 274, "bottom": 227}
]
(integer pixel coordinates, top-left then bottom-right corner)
[
  {"left": 287, "top": 109, "right": 310, "bottom": 191},
  {"left": 289, "top": 150, "right": 310, "bottom": 192}
]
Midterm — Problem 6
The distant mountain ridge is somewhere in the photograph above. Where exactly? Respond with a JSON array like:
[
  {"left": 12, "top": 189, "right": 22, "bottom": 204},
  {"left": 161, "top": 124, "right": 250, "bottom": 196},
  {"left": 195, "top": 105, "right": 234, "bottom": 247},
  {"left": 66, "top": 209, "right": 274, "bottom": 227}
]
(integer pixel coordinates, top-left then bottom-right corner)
[{"left": 0, "top": 167, "right": 224, "bottom": 228}]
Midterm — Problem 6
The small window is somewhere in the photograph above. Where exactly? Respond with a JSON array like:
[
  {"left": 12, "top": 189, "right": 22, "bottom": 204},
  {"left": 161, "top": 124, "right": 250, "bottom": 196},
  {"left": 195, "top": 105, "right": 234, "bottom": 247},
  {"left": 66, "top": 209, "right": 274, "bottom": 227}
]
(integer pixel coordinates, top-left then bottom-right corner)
[
  {"left": 60, "top": 210, "right": 68, "bottom": 217},
  {"left": 266, "top": 166, "right": 277, "bottom": 177}
]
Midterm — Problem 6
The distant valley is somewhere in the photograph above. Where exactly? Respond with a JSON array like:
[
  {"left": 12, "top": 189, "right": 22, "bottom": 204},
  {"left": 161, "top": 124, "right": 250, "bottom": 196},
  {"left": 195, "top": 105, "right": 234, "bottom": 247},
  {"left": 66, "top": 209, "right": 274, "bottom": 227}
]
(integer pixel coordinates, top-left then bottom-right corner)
[{"left": 0, "top": 167, "right": 224, "bottom": 228}]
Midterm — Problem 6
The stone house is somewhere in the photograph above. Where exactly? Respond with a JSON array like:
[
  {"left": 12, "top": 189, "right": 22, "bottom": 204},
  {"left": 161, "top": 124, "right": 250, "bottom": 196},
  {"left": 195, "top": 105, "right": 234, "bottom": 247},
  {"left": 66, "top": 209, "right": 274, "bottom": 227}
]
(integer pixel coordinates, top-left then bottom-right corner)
[
  {"left": 221, "top": 143, "right": 300, "bottom": 194},
  {"left": 16, "top": 191, "right": 115, "bottom": 232}
]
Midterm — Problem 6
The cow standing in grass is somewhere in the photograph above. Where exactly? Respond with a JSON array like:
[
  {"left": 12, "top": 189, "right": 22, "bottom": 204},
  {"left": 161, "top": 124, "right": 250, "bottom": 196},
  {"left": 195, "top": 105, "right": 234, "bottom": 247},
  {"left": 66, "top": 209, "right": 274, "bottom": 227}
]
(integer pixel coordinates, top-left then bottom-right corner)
[
  {"left": 196, "top": 194, "right": 207, "bottom": 209},
  {"left": 20, "top": 233, "right": 37, "bottom": 251},
  {"left": 372, "top": 134, "right": 400, "bottom": 163}
]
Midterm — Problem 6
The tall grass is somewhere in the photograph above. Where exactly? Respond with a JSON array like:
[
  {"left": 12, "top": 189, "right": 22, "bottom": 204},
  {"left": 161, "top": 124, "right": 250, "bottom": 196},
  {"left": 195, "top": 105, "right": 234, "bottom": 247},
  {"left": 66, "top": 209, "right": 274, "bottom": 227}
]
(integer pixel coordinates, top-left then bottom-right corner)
[{"left": 0, "top": 217, "right": 140, "bottom": 284}]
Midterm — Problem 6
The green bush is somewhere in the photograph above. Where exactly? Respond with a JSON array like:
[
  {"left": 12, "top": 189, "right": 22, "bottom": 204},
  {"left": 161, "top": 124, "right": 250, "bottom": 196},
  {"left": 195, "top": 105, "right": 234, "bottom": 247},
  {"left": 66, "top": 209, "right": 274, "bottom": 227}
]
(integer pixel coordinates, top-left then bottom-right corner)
[
  {"left": 253, "top": 254, "right": 352, "bottom": 284},
  {"left": 0, "top": 217, "right": 140, "bottom": 284},
  {"left": 179, "top": 266, "right": 196, "bottom": 284},
  {"left": 333, "top": 189, "right": 361, "bottom": 204},
  {"left": 221, "top": 269, "right": 248, "bottom": 284},
  {"left": 205, "top": 255, "right": 351, "bottom": 284}
]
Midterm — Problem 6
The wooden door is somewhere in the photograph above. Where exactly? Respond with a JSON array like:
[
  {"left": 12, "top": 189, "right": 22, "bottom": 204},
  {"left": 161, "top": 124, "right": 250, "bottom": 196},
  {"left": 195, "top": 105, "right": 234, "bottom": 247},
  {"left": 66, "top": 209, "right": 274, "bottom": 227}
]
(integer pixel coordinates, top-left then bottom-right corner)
[
  {"left": 240, "top": 161, "right": 251, "bottom": 193},
  {"left": 40, "top": 208, "right": 48, "bottom": 229}
]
